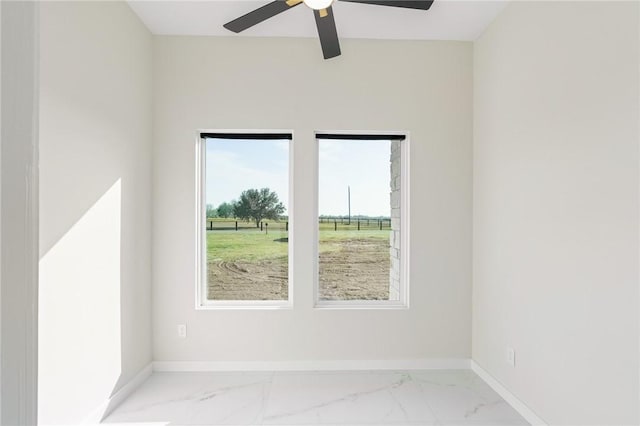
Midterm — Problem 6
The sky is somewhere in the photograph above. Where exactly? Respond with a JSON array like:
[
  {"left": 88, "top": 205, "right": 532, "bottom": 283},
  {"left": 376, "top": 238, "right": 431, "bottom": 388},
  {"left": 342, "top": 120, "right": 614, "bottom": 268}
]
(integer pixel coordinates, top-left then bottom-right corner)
[
  {"left": 319, "top": 139, "right": 391, "bottom": 217},
  {"left": 206, "top": 139, "right": 289, "bottom": 211},
  {"left": 206, "top": 138, "right": 391, "bottom": 217}
]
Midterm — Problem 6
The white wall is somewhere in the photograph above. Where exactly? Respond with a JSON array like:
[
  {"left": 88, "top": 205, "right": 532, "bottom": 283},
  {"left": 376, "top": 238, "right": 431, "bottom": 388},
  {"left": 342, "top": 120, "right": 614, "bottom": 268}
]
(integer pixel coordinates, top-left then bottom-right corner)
[
  {"left": 1, "top": 2, "right": 39, "bottom": 425},
  {"left": 1, "top": 3, "right": 3, "bottom": 420},
  {"left": 38, "top": 2, "right": 152, "bottom": 424},
  {"left": 473, "top": 1, "right": 639, "bottom": 424},
  {"left": 153, "top": 36, "right": 473, "bottom": 363}
]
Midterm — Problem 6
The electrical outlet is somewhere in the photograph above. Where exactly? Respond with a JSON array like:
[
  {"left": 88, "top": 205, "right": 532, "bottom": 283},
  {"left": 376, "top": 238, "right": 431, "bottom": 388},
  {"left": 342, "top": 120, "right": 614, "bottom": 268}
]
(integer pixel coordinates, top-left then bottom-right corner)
[
  {"left": 177, "top": 324, "right": 187, "bottom": 339},
  {"left": 506, "top": 347, "right": 516, "bottom": 367}
]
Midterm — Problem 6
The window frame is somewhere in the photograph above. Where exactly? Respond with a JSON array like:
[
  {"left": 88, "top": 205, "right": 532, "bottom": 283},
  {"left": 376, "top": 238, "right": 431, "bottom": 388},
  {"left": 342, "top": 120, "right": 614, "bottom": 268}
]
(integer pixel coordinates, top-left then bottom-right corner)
[
  {"left": 195, "top": 130, "right": 295, "bottom": 310},
  {"left": 313, "top": 131, "right": 410, "bottom": 309}
]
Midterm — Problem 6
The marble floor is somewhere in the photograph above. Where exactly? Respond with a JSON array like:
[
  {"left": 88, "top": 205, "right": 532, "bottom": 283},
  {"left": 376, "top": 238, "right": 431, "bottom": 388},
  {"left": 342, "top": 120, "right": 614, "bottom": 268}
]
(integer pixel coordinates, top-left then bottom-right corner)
[{"left": 102, "top": 370, "right": 529, "bottom": 426}]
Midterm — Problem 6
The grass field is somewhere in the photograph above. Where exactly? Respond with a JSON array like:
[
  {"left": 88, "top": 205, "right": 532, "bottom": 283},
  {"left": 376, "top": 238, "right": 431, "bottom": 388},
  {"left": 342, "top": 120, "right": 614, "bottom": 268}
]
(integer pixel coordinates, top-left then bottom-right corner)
[
  {"left": 206, "top": 219, "right": 391, "bottom": 301},
  {"left": 206, "top": 229, "right": 288, "bottom": 262}
]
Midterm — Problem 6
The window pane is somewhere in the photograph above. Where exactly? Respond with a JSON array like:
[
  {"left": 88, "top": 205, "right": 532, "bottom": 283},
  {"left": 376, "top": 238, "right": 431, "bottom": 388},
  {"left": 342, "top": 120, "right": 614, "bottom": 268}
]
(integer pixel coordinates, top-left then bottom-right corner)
[
  {"left": 205, "top": 138, "right": 289, "bottom": 301},
  {"left": 318, "top": 138, "right": 401, "bottom": 301}
]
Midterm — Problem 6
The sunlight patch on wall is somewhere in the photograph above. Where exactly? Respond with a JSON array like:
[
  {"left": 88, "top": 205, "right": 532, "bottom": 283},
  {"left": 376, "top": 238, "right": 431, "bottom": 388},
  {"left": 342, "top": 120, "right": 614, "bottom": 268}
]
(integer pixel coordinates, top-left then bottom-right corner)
[{"left": 39, "top": 179, "right": 122, "bottom": 424}]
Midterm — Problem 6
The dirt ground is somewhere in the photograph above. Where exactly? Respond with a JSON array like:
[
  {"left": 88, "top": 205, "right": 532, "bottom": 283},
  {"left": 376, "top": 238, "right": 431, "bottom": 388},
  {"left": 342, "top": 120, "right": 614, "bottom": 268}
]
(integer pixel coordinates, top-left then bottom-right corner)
[
  {"left": 208, "top": 237, "right": 390, "bottom": 301},
  {"left": 207, "top": 258, "right": 289, "bottom": 301}
]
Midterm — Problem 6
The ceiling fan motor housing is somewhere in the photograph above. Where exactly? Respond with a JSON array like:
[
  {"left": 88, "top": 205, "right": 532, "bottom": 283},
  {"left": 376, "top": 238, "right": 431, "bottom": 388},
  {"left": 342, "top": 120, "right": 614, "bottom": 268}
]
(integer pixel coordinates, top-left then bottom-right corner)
[{"left": 303, "top": 0, "right": 335, "bottom": 10}]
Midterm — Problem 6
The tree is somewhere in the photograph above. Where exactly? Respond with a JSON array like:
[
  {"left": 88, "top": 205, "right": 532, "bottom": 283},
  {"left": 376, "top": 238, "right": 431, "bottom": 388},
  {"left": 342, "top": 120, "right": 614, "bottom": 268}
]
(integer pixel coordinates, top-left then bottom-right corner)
[
  {"left": 216, "top": 202, "right": 235, "bottom": 218},
  {"left": 206, "top": 204, "right": 218, "bottom": 218},
  {"left": 233, "top": 188, "right": 285, "bottom": 227}
]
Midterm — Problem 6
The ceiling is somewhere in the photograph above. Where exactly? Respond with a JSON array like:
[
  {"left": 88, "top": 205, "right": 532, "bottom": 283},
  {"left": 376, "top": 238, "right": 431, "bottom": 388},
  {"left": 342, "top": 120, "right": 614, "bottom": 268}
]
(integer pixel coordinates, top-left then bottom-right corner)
[{"left": 127, "top": 1, "right": 509, "bottom": 41}]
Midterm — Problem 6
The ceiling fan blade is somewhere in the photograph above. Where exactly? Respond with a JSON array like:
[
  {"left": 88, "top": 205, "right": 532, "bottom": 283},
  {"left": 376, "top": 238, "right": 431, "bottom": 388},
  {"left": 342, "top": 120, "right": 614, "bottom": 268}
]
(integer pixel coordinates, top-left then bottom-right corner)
[
  {"left": 314, "top": 7, "right": 341, "bottom": 60},
  {"left": 224, "top": 0, "right": 302, "bottom": 33},
  {"left": 338, "top": 0, "right": 433, "bottom": 10}
]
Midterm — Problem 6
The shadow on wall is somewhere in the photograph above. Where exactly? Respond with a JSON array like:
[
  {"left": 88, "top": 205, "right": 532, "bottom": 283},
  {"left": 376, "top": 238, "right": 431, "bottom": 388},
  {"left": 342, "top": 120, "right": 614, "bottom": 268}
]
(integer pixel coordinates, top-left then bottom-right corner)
[{"left": 38, "top": 179, "right": 124, "bottom": 424}]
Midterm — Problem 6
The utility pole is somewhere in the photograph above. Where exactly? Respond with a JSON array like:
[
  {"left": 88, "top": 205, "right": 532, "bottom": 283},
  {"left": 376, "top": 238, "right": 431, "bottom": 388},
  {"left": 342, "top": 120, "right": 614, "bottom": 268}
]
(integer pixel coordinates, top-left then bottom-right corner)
[{"left": 348, "top": 185, "right": 351, "bottom": 225}]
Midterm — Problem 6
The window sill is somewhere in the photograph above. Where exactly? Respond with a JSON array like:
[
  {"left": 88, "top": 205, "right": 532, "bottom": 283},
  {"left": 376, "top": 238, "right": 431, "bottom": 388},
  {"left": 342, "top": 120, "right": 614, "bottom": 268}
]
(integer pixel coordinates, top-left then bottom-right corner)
[
  {"left": 313, "top": 300, "right": 409, "bottom": 310},
  {"left": 196, "top": 301, "right": 293, "bottom": 310}
]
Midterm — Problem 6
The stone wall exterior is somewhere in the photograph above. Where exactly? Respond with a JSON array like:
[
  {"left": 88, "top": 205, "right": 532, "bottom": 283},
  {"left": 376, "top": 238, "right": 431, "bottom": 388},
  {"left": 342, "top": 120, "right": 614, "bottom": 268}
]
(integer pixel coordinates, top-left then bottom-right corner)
[{"left": 389, "top": 140, "right": 401, "bottom": 300}]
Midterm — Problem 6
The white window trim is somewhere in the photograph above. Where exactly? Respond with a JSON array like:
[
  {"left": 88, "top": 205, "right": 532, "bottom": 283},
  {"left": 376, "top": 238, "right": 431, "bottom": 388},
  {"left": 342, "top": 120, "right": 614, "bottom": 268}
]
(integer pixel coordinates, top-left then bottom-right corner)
[
  {"left": 195, "top": 129, "right": 295, "bottom": 310},
  {"left": 313, "top": 130, "right": 410, "bottom": 309}
]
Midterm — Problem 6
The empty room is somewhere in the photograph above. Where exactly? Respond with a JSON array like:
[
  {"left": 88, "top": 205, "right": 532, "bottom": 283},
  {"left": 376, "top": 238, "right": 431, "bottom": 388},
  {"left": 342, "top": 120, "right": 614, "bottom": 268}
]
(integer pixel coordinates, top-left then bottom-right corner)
[{"left": 1, "top": 0, "right": 638, "bottom": 425}]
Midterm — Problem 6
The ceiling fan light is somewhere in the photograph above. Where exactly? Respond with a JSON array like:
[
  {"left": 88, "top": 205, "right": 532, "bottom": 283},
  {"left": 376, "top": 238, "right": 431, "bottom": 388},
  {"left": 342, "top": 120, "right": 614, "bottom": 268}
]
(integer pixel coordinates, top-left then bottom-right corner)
[{"left": 303, "top": 0, "right": 334, "bottom": 10}]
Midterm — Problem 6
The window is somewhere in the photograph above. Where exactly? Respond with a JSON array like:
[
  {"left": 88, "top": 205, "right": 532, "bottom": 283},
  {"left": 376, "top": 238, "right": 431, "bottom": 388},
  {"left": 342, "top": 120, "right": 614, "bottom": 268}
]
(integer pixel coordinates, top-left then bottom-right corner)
[
  {"left": 197, "top": 132, "right": 292, "bottom": 307},
  {"left": 315, "top": 133, "right": 408, "bottom": 307},
  {"left": 196, "top": 131, "right": 407, "bottom": 309}
]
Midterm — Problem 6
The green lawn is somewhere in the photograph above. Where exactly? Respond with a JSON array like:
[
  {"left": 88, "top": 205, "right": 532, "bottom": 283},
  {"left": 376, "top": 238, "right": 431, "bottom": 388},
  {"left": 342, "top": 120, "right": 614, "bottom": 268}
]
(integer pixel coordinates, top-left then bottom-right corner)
[
  {"left": 318, "top": 229, "right": 389, "bottom": 242},
  {"left": 207, "top": 225, "right": 390, "bottom": 262},
  {"left": 206, "top": 229, "right": 288, "bottom": 262}
]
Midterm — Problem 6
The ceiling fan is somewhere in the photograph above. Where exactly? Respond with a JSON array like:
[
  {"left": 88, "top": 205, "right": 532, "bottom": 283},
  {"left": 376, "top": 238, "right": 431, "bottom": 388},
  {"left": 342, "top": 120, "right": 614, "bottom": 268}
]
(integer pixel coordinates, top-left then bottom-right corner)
[{"left": 223, "top": 0, "right": 434, "bottom": 60}]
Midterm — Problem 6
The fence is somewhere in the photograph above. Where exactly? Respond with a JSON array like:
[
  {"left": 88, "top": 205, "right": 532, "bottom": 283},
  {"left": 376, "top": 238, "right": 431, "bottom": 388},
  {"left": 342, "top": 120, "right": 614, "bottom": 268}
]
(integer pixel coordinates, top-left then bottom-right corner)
[
  {"left": 206, "top": 220, "right": 288, "bottom": 232},
  {"left": 206, "top": 217, "right": 391, "bottom": 232},
  {"left": 318, "top": 217, "right": 391, "bottom": 231}
]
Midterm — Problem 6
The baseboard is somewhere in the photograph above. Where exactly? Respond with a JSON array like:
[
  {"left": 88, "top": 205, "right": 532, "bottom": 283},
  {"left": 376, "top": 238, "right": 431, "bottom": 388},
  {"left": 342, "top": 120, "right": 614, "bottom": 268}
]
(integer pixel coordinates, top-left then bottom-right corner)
[
  {"left": 470, "top": 360, "right": 547, "bottom": 426},
  {"left": 153, "top": 358, "right": 471, "bottom": 372},
  {"left": 81, "top": 363, "right": 153, "bottom": 425}
]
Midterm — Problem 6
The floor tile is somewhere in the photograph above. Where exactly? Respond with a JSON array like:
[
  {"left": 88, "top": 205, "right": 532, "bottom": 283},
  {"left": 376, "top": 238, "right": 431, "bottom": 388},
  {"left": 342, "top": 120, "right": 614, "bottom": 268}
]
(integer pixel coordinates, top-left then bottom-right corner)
[
  {"left": 102, "top": 370, "right": 529, "bottom": 426},
  {"left": 263, "top": 371, "right": 438, "bottom": 425},
  {"left": 102, "top": 372, "right": 272, "bottom": 425},
  {"left": 410, "top": 371, "right": 528, "bottom": 425}
]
